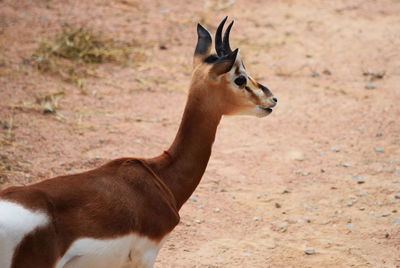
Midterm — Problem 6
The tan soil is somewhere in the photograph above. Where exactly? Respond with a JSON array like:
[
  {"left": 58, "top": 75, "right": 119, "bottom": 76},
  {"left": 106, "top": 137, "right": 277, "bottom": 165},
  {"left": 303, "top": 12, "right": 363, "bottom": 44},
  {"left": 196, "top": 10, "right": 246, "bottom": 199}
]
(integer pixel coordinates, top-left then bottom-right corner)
[{"left": 1, "top": 0, "right": 399, "bottom": 267}]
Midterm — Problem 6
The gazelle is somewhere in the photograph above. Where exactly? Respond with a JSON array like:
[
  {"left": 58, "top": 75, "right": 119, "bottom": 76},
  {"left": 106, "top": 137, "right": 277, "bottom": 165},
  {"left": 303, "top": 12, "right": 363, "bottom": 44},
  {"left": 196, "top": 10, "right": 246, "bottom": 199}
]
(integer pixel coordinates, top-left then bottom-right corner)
[{"left": 0, "top": 17, "right": 277, "bottom": 268}]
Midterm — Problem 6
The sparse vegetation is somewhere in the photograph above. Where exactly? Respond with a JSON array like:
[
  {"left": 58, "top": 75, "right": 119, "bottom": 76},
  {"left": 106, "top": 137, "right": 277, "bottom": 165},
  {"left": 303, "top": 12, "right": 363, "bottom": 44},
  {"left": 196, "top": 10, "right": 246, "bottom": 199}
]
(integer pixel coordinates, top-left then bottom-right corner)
[{"left": 32, "top": 28, "right": 142, "bottom": 89}]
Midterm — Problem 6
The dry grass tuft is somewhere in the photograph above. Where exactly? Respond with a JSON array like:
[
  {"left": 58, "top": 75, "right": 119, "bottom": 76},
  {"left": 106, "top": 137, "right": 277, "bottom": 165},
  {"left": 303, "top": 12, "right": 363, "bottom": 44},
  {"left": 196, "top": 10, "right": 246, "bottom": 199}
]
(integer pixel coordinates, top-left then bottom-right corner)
[
  {"left": 36, "top": 91, "right": 65, "bottom": 114},
  {"left": 31, "top": 28, "right": 141, "bottom": 88}
]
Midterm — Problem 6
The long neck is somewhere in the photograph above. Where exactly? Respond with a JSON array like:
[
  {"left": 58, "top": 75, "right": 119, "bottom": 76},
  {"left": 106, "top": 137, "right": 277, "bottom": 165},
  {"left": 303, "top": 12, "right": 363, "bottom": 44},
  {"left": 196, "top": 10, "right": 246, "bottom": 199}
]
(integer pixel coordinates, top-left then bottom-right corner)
[{"left": 150, "top": 86, "right": 222, "bottom": 210}]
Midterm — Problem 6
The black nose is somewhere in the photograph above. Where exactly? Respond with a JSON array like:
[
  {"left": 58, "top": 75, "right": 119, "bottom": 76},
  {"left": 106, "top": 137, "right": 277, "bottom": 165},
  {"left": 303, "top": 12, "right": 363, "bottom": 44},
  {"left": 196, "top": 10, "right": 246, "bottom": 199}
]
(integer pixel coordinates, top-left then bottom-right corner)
[{"left": 272, "top": 97, "right": 277, "bottom": 103}]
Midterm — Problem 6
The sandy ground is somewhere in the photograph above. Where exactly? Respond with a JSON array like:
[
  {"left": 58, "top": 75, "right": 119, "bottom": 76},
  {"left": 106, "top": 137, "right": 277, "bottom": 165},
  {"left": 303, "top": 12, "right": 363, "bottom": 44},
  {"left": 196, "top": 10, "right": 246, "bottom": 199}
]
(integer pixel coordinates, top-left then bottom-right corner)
[{"left": 1, "top": 0, "right": 400, "bottom": 267}]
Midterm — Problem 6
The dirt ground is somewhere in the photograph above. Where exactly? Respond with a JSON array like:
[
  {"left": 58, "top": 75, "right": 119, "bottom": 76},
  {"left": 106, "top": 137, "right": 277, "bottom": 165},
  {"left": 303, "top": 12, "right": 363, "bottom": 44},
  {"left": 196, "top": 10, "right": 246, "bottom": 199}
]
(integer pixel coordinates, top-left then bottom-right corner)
[{"left": 1, "top": 0, "right": 400, "bottom": 267}]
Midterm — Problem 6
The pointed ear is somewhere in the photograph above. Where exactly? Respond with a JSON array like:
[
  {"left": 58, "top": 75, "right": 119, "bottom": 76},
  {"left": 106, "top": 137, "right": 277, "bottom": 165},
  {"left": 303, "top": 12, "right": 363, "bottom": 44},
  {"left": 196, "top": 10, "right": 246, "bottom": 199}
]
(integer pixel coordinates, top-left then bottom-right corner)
[
  {"left": 209, "top": 48, "right": 239, "bottom": 77},
  {"left": 193, "top": 24, "right": 212, "bottom": 67}
]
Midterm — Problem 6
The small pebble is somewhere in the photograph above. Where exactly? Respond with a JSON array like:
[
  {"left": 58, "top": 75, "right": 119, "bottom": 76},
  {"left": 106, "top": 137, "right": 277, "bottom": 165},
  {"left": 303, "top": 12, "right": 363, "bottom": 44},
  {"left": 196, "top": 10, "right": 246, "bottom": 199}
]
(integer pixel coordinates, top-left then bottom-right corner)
[
  {"left": 331, "top": 147, "right": 340, "bottom": 152},
  {"left": 304, "top": 205, "right": 312, "bottom": 211},
  {"left": 342, "top": 163, "right": 350, "bottom": 168},
  {"left": 385, "top": 233, "right": 390, "bottom": 238},
  {"left": 214, "top": 208, "right": 221, "bottom": 213},
  {"left": 160, "top": 7, "right": 170, "bottom": 14},
  {"left": 347, "top": 201, "right": 354, "bottom": 207},
  {"left": 356, "top": 176, "right": 365, "bottom": 184},
  {"left": 253, "top": 217, "right": 259, "bottom": 221},
  {"left": 185, "top": 222, "right": 191, "bottom": 226},
  {"left": 282, "top": 189, "right": 291, "bottom": 194},
  {"left": 275, "top": 202, "right": 282, "bottom": 208},
  {"left": 188, "top": 196, "right": 197, "bottom": 202},
  {"left": 322, "top": 69, "right": 332, "bottom": 75},
  {"left": 305, "top": 248, "right": 315, "bottom": 255},
  {"left": 374, "top": 148, "right": 384, "bottom": 153},
  {"left": 346, "top": 224, "right": 356, "bottom": 229},
  {"left": 365, "top": 82, "right": 376, "bottom": 89},
  {"left": 376, "top": 132, "right": 382, "bottom": 137},
  {"left": 395, "top": 194, "right": 400, "bottom": 199},
  {"left": 194, "top": 219, "right": 201, "bottom": 224},
  {"left": 382, "top": 213, "right": 391, "bottom": 217},
  {"left": 359, "top": 207, "right": 365, "bottom": 211},
  {"left": 311, "top": 72, "right": 320, "bottom": 77}
]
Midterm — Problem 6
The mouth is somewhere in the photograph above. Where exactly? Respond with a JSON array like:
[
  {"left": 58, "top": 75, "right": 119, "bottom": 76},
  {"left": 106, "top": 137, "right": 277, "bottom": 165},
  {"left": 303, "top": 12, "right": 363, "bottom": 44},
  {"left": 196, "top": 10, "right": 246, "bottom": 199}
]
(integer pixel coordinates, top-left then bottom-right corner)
[
  {"left": 255, "top": 106, "right": 273, "bottom": 117},
  {"left": 260, "top": 107, "right": 272, "bottom": 113}
]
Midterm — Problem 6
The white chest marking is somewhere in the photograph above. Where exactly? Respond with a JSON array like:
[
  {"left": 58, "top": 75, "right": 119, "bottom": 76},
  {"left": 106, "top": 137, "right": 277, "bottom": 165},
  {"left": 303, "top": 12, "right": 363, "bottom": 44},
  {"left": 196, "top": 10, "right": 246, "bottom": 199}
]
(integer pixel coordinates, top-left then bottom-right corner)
[
  {"left": 57, "top": 234, "right": 167, "bottom": 268},
  {"left": 0, "top": 201, "right": 49, "bottom": 268}
]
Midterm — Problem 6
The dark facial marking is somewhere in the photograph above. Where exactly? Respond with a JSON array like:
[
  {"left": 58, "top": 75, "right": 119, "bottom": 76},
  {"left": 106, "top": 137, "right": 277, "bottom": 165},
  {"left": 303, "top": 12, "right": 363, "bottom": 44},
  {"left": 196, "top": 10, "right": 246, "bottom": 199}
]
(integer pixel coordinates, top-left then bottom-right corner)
[
  {"left": 258, "top": 83, "right": 272, "bottom": 96},
  {"left": 244, "top": 86, "right": 259, "bottom": 102},
  {"left": 235, "top": 67, "right": 241, "bottom": 75}
]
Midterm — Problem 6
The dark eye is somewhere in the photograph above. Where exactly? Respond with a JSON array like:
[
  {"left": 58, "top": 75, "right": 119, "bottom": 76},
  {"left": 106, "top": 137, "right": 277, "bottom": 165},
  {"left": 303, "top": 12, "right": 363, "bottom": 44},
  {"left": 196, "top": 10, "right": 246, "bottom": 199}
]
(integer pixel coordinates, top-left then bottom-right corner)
[{"left": 234, "top": 75, "right": 247, "bottom": 87}]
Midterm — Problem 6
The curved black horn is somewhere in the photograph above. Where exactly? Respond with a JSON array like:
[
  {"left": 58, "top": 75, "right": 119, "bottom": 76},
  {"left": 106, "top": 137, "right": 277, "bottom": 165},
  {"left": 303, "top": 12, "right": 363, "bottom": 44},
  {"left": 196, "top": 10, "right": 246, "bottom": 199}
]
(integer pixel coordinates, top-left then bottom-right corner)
[
  {"left": 222, "top": 20, "right": 234, "bottom": 55},
  {"left": 215, "top": 16, "right": 228, "bottom": 56}
]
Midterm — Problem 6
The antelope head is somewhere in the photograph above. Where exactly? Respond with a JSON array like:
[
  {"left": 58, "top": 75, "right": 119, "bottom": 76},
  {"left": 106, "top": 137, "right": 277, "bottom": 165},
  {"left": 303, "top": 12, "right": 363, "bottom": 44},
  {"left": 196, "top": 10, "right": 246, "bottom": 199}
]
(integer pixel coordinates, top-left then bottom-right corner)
[{"left": 192, "top": 17, "right": 277, "bottom": 117}]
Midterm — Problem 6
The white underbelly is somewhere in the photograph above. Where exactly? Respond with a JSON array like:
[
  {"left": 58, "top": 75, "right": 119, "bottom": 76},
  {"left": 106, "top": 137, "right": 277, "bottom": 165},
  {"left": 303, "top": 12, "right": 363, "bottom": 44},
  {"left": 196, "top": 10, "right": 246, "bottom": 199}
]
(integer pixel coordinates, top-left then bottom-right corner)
[
  {"left": 57, "top": 233, "right": 166, "bottom": 268},
  {"left": 0, "top": 201, "right": 49, "bottom": 268}
]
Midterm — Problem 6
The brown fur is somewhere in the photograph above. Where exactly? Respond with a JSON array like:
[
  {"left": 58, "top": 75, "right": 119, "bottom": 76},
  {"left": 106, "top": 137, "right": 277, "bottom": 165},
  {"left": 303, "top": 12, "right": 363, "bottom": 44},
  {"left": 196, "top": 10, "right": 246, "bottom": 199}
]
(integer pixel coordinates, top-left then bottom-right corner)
[
  {"left": 1, "top": 158, "right": 180, "bottom": 267},
  {"left": 0, "top": 19, "right": 276, "bottom": 268}
]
